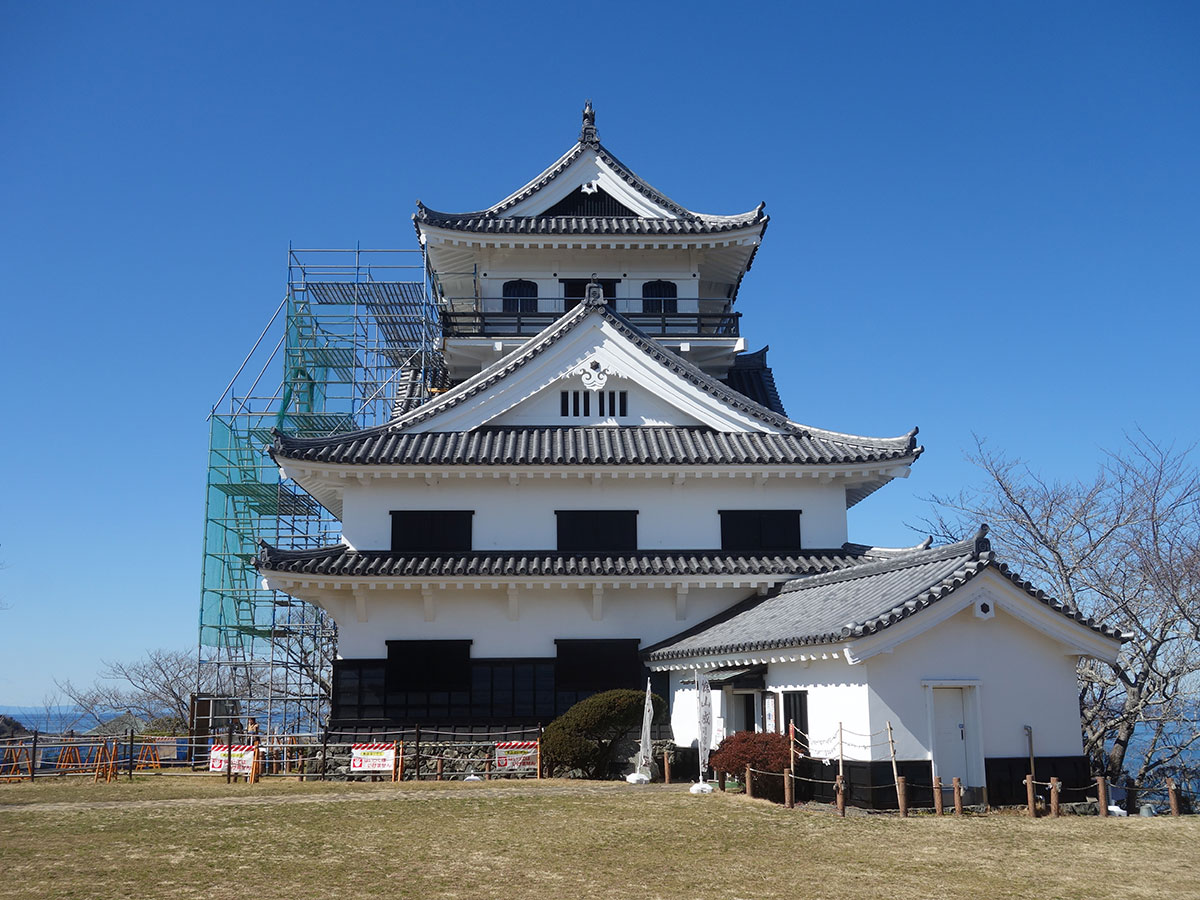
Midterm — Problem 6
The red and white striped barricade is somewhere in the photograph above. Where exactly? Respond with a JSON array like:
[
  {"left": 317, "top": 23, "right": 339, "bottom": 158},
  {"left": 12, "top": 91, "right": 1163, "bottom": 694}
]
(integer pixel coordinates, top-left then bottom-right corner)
[
  {"left": 351, "top": 742, "right": 398, "bottom": 779},
  {"left": 209, "top": 744, "right": 256, "bottom": 775},
  {"left": 495, "top": 741, "right": 538, "bottom": 775}
]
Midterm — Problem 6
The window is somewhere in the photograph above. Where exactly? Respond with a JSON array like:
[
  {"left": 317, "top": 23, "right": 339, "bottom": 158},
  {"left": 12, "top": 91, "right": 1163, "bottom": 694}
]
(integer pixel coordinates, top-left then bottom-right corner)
[
  {"left": 501, "top": 279, "right": 538, "bottom": 314},
  {"left": 332, "top": 659, "right": 386, "bottom": 722},
  {"left": 641, "top": 280, "right": 678, "bottom": 315},
  {"left": 560, "top": 389, "right": 627, "bottom": 418},
  {"left": 390, "top": 511, "right": 473, "bottom": 552},
  {"left": 554, "top": 639, "right": 643, "bottom": 710},
  {"left": 782, "top": 691, "right": 809, "bottom": 752},
  {"left": 562, "top": 278, "right": 619, "bottom": 310},
  {"left": 719, "top": 510, "right": 802, "bottom": 551},
  {"left": 384, "top": 640, "right": 472, "bottom": 721},
  {"left": 556, "top": 510, "right": 638, "bottom": 551}
]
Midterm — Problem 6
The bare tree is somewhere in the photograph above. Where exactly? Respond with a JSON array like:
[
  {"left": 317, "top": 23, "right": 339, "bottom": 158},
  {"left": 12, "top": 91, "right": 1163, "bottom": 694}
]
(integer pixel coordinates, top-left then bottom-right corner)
[
  {"left": 57, "top": 649, "right": 207, "bottom": 732},
  {"left": 922, "top": 432, "right": 1200, "bottom": 792}
]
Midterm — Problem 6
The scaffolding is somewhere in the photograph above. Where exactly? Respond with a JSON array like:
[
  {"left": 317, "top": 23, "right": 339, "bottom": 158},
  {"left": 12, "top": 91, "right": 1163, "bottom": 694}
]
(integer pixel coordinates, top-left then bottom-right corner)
[{"left": 199, "top": 247, "right": 443, "bottom": 736}]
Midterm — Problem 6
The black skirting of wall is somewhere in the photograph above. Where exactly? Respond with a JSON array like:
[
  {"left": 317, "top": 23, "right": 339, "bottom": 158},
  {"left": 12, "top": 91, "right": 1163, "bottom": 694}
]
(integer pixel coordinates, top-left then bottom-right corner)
[
  {"left": 793, "top": 758, "right": 935, "bottom": 809},
  {"left": 790, "top": 755, "right": 1093, "bottom": 809},
  {"left": 985, "top": 756, "right": 1092, "bottom": 806}
]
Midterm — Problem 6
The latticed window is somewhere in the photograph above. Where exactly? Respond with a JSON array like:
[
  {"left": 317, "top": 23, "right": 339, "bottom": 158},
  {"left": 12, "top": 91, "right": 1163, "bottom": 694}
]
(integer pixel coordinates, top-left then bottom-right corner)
[
  {"left": 641, "top": 280, "right": 677, "bottom": 314},
  {"left": 502, "top": 279, "right": 538, "bottom": 313}
]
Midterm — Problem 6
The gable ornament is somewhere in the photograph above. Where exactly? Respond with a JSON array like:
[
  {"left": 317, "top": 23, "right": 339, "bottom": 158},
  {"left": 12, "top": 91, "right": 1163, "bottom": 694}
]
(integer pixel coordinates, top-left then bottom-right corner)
[{"left": 574, "top": 357, "right": 616, "bottom": 391}]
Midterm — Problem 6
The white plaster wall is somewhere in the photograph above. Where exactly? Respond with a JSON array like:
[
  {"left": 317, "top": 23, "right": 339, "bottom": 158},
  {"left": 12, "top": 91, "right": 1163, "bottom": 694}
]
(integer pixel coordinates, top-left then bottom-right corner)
[
  {"left": 669, "top": 671, "right": 731, "bottom": 749},
  {"left": 340, "top": 476, "right": 849, "bottom": 551},
  {"left": 490, "top": 375, "right": 707, "bottom": 428},
  {"left": 766, "top": 662, "right": 872, "bottom": 758},
  {"left": 862, "top": 580, "right": 1086, "bottom": 761},
  {"left": 330, "top": 585, "right": 749, "bottom": 660},
  {"left": 475, "top": 246, "right": 700, "bottom": 307}
]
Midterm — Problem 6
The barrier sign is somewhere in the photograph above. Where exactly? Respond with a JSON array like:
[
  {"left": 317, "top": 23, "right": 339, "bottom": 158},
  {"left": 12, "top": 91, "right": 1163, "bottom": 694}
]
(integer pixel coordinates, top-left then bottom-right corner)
[
  {"left": 209, "top": 745, "right": 256, "bottom": 774},
  {"left": 495, "top": 741, "right": 538, "bottom": 772},
  {"left": 351, "top": 743, "right": 396, "bottom": 773}
]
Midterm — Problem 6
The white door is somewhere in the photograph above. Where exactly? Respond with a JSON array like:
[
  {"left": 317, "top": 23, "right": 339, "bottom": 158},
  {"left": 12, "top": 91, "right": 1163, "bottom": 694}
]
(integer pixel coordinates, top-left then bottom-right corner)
[{"left": 931, "top": 688, "right": 970, "bottom": 784}]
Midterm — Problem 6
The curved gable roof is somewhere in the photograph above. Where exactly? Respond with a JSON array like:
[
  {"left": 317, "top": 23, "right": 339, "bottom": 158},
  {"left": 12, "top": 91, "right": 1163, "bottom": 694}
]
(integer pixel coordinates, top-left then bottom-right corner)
[
  {"left": 644, "top": 526, "right": 1126, "bottom": 662},
  {"left": 273, "top": 299, "right": 921, "bottom": 472},
  {"left": 413, "top": 103, "right": 766, "bottom": 236}
]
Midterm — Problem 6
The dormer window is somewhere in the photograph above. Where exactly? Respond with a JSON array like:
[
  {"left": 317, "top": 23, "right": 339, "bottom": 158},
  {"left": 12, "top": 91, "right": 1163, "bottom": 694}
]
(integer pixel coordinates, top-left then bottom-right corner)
[
  {"left": 502, "top": 280, "right": 538, "bottom": 313},
  {"left": 642, "top": 280, "right": 677, "bottom": 315}
]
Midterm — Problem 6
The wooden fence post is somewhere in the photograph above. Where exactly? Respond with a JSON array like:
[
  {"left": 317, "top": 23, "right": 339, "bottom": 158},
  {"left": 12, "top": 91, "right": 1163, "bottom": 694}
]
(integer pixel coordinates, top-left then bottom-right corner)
[
  {"left": 1097, "top": 776, "right": 1109, "bottom": 817},
  {"left": 127, "top": 729, "right": 135, "bottom": 782},
  {"left": 663, "top": 750, "right": 671, "bottom": 785},
  {"left": 745, "top": 765, "right": 753, "bottom": 799},
  {"left": 320, "top": 727, "right": 329, "bottom": 782},
  {"left": 933, "top": 776, "right": 944, "bottom": 816},
  {"left": 436, "top": 757, "right": 444, "bottom": 781},
  {"left": 414, "top": 725, "right": 421, "bottom": 782},
  {"left": 836, "top": 774, "right": 846, "bottom": 817},
  {"left": 226, "top": 721, "right": 234, "bottom": 785},
  {"left": 784, "top": 767, "right": 794, "bottom": 809},
  {"left": 1050, "top": 777, "right": 1060, "bottom": 817},
  {"left": 953, "top": 777, "right": 963, "bottom": 815},
  {"left": 1168, "top": 778, "right": 1181, "bottom": 817},
  {"left": 1025, "top": 774, "right": 1036, "bottom": 818},
  {"left": 896, "top": 776, "right": 908, "bottom": 817}
]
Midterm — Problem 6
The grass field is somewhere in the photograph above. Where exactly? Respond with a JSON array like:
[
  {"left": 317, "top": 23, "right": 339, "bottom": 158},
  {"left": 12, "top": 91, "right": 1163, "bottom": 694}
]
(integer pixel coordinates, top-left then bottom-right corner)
[{"left": 1, "top": 777, "right": 1197, "bottom": 900}]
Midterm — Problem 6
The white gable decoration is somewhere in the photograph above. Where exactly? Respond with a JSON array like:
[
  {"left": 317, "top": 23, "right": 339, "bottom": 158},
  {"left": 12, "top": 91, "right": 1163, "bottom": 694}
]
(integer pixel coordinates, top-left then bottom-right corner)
[{"left": 410, "top": 308, "right": 779, "bottom": 434}]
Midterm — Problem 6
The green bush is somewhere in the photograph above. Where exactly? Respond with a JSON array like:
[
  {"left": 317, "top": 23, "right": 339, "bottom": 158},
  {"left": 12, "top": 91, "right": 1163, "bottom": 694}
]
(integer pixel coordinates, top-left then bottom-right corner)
[
  {"left": 541, "top": 689, "right": 666, "bottom": 779},
  {"left": 709, "top": 731, "right": 790, "bottom": 776}
]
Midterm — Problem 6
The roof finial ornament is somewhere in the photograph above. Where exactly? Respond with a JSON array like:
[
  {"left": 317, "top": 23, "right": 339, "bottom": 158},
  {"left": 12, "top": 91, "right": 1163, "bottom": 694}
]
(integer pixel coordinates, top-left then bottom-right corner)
[
  {"left": 580, "top": 99, "right": 599, "bottom": 144},
  {"left": 972, "top": 523, "right": 991, "bottom": 558},
  {"left": 583, "top": 274, "right": 606, "bottom": 308}
]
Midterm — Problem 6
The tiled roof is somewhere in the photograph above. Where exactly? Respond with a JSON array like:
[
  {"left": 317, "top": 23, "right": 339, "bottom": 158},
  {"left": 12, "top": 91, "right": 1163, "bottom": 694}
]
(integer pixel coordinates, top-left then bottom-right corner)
[
  {"left": 272, "top": 302, "right": 921, "bottom": 474},
  {"left": 721, "top": 346, "right": 786, "bottom": 416},
  {"left": 644, "top": 527, "right": 1125, "bottom": 661},
  {"left": 274, "top": 426, "right": 916, "bottom": 467},
  {"left": 412, "top": 104, "right": 766, "bottom": 235},
  {"left": 254, "top": 544, "right": 872, "bottom": 580},
  {"left": 414, "top": 205, "right": 766, "bottom": 236}
]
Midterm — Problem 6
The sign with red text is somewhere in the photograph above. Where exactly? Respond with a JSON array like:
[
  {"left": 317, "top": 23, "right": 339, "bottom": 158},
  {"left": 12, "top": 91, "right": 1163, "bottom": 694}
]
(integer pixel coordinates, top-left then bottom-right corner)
[
  {"left": 209, "top": 744, "right": 256, "bottom": 774},
  {"left": 495, "top": 741, "right": 538, "bottom": 772},
  {"left": 351, "top": 743, "right": 396, "bottom": 772}
]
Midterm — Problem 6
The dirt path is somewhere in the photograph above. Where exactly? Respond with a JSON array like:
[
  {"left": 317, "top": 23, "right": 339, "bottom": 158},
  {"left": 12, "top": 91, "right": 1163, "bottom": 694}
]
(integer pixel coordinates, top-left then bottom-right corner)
[{"left": 0, "top": 780, "right": 677, "bottom": 814}]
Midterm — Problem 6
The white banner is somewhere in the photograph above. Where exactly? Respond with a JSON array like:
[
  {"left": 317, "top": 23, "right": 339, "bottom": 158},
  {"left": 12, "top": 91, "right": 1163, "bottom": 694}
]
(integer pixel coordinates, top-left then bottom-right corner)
[
  {"left": 637, "top": 678, "right": 654, "bottom": 774},
  {"left": 209, "top": 744, "right": 255, "bottom": 774},
  {"left": 351, "top": 743, "right": 396, "bottom": 773},
  {"left": 697, "top": 672, "right": 712, "bottom": 779}
]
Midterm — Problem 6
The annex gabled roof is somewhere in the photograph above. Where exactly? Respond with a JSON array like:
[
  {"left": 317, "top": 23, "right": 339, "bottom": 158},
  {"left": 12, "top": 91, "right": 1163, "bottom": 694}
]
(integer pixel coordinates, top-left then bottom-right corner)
[
  {"left": 643, "top": 526, "right": 1126, "bottom": 664},
  {"left": 273, "top": 296, "right": 920, "bottom": 483},
  {"left": 413, "top": 101, "right": 767, "bottom": 238}
]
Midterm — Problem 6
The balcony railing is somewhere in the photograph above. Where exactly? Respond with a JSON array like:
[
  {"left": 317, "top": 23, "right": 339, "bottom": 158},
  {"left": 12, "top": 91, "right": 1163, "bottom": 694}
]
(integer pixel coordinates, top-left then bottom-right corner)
[{"left": 443, "top": 308, "right": 741, "bottom": 338}]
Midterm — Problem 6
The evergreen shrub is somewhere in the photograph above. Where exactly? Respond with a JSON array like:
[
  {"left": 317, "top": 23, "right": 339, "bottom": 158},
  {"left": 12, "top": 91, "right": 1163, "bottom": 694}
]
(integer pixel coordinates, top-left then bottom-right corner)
[{"left": 541, "top": 689, "right": 665, "bottom": 779}]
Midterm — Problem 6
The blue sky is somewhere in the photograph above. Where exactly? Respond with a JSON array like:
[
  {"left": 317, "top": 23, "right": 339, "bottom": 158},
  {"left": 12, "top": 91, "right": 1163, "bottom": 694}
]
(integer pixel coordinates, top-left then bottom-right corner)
[{"left": 1, "top": 2, "right": 1197, "bottom": 705}]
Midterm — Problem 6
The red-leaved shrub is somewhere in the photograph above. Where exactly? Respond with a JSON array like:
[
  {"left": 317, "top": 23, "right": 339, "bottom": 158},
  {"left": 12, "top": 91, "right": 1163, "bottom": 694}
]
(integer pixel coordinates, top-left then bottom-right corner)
[{"left": 708, "top": 731, "right": 790, "bottom": 775}]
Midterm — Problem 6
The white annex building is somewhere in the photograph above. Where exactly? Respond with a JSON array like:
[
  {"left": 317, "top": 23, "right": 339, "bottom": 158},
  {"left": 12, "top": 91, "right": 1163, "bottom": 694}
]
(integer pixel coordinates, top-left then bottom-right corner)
[{"left": 257, "top": 103, "right": 1124, "bottom": 805}]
